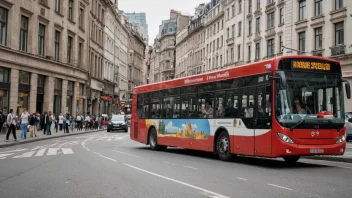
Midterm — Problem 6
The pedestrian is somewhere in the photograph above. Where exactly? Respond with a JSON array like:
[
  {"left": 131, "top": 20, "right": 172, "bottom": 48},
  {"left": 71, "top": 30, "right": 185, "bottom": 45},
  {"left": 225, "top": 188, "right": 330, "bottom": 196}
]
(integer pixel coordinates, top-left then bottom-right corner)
[
  {"left": 5, "top": 109, "right": 17, "bottom": 142},
  {"left": 29, "top": 113, "right": 37, "bottom": 137},
  {"left": 58, "top": 113, "right": 64, "bottom": 132},
  {"left": 42, "top": 112, "right": 47, "bottom": 134},
  {"left": 76, "top": 114, "right": 82, "bottom": 131},
  {"left": 64, "top": 113, "right": 70, "bottom": 133},
  {"left": 20, "top": 108, "right": 29, "bottom": 140}
]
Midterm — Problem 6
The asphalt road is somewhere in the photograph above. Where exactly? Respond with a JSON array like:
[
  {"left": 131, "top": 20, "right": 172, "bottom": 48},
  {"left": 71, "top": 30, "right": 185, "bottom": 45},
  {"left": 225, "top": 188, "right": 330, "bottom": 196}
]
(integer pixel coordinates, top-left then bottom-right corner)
[{"left": 0, "top": 130, "right": 352, "bottom": 198}]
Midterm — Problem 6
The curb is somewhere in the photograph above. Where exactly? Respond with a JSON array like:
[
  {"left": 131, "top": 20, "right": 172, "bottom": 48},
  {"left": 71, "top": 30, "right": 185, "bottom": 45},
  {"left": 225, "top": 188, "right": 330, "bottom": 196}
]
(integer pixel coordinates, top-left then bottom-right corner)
[
  {"left": 0, "top": 129, "right": 105, "bottom": 148},
  {"left": 303, "top": 156, "right": 352, "bottom": 163}
]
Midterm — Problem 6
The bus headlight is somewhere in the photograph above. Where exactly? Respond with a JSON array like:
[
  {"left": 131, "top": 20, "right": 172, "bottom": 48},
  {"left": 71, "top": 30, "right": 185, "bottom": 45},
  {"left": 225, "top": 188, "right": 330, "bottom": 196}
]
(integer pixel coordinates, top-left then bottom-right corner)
[
  {"left": 277, "top": 133, "right": 294, "bottom": 144},
  {"left": 336, "top": 135, "right": 346, "bottom": 144}
]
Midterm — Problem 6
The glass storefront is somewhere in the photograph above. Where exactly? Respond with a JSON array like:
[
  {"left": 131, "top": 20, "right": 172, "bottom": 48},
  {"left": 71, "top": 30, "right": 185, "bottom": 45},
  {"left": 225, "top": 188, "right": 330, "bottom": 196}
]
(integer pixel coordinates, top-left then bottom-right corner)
[
  {"left": 54, "top": 78, "right": 62, "bottom": 116},
  {"left": 17, "top": 91, "right": 29, "bottom": 115},
  {"left": 18, "top": 71, "right": 30, "bottom": 115},
  {"left": 37, "top": 75, "right": 45, "bottom": 114},
  {"left": 0, "top": 89, "right": 9, "bottom": 113},
  {"left": 67, "top": 81, "right": 74, "bottom": 114},
  {"left": 0, "top": 67, "right": 9, "bottom": 113}
]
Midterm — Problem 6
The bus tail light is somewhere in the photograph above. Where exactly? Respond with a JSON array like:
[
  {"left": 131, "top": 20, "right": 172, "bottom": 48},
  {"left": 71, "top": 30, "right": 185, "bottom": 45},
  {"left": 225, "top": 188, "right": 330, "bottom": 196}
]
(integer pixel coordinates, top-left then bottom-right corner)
[
  {"left": 336, "top": 135, "right": 346, "bottom": 144},
  {"left": 277, "top": 133, "right": 294, "bottom": 144}
]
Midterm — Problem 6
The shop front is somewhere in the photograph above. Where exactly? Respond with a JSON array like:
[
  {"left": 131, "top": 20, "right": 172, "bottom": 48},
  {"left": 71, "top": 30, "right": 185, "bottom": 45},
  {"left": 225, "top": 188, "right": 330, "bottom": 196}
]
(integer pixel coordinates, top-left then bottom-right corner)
[
  {"left": 90, "top": 78, "right": 104, "bottom": 116},
  {"left": 77, "top": 83, "right": 86, "bottom": 116},
  {"left": 0, "top": 67, "right": 10, "bottom": 114},
  {"left": 54, "top": 78, "right": 62, "bottom": 116},
  {"left": 100, "top": 95, "right": 112, "bottom": 115},
  {"left": 36, "top": 75, "right": 45, "bottom": 114},
  {"left": 66, "top": 81, "right": 74, "bottom": 114},
  {"left": 17, "top": 71, "right": 30, "bottom": 115}
]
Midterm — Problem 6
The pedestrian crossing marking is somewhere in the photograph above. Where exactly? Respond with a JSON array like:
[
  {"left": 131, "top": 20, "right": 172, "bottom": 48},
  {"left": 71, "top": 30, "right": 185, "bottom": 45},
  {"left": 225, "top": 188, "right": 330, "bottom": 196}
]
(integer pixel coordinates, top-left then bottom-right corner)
[
  {"left": 62, "top": 148, "right": 74, "bottom": 154},
  {"left": 47, "top": 148, "right": 58, "bottom": 155},
  {"left": 35, "top": 149, "right": 46, "bottom": 156},
  {"left": 0, "top": 153, "right": 14, "bottom": 158},
  {"left": 13, "top": 151, "right": 36, "bottom": 158}
]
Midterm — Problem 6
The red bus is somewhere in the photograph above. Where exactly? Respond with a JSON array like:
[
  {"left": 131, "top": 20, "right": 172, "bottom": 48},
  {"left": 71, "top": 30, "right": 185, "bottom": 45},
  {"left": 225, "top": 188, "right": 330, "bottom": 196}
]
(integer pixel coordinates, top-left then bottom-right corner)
[{"left": 130, "top": 56, "right": 351, "bottom": 163}]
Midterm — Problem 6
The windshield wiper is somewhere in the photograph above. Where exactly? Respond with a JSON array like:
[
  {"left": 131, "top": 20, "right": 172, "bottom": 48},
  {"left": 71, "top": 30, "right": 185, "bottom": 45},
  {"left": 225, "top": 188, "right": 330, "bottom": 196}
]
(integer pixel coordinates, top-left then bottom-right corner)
[
  {"left": 290, "top": 114, "right": 309, "bottom": 131},
  {"left": 327, "top": 119, "right": 340, "bottom": 132}
]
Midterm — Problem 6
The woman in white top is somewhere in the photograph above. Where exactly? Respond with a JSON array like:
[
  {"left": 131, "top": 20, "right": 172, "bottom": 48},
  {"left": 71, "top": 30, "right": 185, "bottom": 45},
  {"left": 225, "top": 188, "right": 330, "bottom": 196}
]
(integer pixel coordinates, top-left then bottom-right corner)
[
  {"left": 58, "top": 113, "right": 64, "bottom": 132},
  {"left": 20, "top": 108, "right": 29, "bottom": 140}
]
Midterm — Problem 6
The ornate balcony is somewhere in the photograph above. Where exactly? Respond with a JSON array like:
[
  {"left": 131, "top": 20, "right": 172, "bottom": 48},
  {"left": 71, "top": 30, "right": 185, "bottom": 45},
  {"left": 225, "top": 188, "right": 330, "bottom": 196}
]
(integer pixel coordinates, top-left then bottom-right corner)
[{"left": 330, "top": 45, "right": 345, "bottom": 56}]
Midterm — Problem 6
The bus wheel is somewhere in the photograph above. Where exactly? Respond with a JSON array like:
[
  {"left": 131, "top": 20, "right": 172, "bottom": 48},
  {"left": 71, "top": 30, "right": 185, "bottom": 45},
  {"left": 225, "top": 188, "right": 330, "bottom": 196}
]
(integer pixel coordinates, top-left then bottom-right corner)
[
  {"left": 283, "top": 156, "right": 300, "bottom": 163},
  {"left": 217, "top": 131, "right": 232, "bottom": 161},
  {"left": 149, "top": 127, "right": 166, "bottom": 151}
]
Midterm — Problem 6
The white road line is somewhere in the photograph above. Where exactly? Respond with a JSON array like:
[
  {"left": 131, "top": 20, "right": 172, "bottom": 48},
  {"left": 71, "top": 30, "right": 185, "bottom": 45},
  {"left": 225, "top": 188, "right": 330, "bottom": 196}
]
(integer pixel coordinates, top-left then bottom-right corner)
[
  {"left": 94, "top": 152, "right": 118, "bottom": 162},
  {"left": 13, "top": 151, "right": 35, "bottom": 158},
  {"left": 182, "top": 165, "right": 198, "bottom": 170},
  {"left": 123, "top": 163, "right": 230, "bottom": 198},
  {"left": 35, "top": 149, "right": 46, "bottom": 156},
  {"left": 81, "top": 141, "right": 90, "bottom": 151},
  {"left": 62, "top": 148, "right": 74, "bottom": 154},
  {"left": 47, "top": 148, "right": 58, "bottom": 156},
  {"left": 0, "top": 153, "right": 14, "bottom": 158},
  {"left": 268, "top": 184, "right": 293, "bottom": 191},
  {"left": 237, "top": 177, "right": 247, "bottom": 181},
  {"left": 162, "top": 161, "right": 177, "bottom": 165},
  {"left": 112, "top": 150, "right": 140, "bottom": 158},
  {"left": 0, "top": 149, "right": 27, "bottom": 154}
]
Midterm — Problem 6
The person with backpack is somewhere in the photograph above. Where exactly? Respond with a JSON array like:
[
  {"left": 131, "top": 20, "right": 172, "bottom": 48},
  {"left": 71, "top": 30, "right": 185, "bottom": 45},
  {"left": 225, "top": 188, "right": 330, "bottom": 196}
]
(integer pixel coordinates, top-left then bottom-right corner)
[{"left": 29, "top": 113, "right": 37, "bottom": 138}]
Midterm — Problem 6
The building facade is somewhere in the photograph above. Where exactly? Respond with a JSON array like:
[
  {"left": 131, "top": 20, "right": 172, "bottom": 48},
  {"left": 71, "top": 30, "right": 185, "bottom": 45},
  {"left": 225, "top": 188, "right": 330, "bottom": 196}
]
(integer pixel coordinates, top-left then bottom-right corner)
[
  {"left": 124, "top": 12, "right": 148, "bottom": 42},
  {"left": 0, "top": 0, "right": 89, "bottom": 117}
]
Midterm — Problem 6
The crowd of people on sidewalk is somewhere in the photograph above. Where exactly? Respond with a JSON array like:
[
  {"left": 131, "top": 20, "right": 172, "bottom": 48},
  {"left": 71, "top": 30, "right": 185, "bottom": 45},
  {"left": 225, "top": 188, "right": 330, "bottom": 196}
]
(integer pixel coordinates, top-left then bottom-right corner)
[{"left": 0, "top": 109, "right": 116, "bottom": 142}]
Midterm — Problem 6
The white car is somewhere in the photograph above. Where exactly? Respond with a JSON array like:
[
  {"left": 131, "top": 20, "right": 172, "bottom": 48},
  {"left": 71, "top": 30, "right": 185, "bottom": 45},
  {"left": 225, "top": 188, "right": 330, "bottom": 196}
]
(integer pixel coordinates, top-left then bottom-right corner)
[{"left": 345, "top": 112, "right": 352, "bottom": 141}]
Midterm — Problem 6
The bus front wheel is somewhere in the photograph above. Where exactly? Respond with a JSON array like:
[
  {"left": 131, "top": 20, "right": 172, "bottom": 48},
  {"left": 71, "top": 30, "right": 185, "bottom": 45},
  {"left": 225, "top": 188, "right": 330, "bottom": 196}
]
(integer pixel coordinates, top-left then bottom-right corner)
[
  {"left": 149, "top": 127, "right": 167, "bottom": 151},
  {"left": 283, "top": 156, "right": 300, "bottom": 163},
  {"left": 217, "top": 131, "right": 233, "bottom": 161}
]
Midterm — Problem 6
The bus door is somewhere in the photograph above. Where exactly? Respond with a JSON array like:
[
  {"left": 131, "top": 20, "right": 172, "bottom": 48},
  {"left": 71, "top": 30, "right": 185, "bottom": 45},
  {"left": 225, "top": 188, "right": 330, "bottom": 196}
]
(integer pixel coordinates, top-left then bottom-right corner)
[{"left": 254, "top": 86, "right": 272, "bottom": 155}]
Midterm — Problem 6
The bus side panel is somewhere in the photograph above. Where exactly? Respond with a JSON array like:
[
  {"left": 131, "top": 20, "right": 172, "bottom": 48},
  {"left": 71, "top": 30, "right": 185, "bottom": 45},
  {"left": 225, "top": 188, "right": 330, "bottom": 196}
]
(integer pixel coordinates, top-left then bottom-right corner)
[
  {"left": 254, "top": 130, "right": 272, "bottom": 156},
  {"left": 130, "top": 117, "right": 149, "bottom": 144},
  {"left": 158, "top": 136, "right": 214, "bottom": 152},
  {"left": 231, "top": 119, "right": 255, "bottom": 156}
]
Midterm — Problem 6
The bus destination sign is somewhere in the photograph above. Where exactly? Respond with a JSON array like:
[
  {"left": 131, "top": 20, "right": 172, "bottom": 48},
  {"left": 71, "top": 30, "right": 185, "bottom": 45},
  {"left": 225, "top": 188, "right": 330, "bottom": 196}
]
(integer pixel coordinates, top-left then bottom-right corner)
[{"left": 292, "top": 61, "right": 331, "bottom": 71}]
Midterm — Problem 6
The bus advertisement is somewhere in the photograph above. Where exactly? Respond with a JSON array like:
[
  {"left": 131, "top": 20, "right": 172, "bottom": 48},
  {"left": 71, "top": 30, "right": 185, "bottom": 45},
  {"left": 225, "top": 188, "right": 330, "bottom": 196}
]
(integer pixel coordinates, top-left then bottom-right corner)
[{"left": 130, "top": 56, "right": 351, "bottom": 163}]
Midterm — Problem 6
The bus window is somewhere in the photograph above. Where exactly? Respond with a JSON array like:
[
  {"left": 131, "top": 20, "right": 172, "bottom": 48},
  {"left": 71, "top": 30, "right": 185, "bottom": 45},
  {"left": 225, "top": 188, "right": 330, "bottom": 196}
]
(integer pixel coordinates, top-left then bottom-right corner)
[
  {"left": 189, "top": 96, "right": 198, "bottom": 118},
  {"left": 173, "top": 96, "right": 180, "bottom": 118},
  {"left": 198, "top": 93, "right": 214, "bottom": 118},
  {"left": 241, "top": 89, "right": 255, "bottom": 118},
  {"left": 151, "top": 99, "right": 161, "bottom": 119},
  {"left": 142, "top": 99, "right": 150, "bottom": 119},
  {"left": 137, "top": 94, "right": 143, "bottom": 118},
  {"left": 181, "top": 96, "right": 190, "bottom": 118},
  {"left": 163, "top": 97, "right": 173, "bottom": 119},
  {"left": 215, "top": 91, "right": 226, "bottom": 118}
]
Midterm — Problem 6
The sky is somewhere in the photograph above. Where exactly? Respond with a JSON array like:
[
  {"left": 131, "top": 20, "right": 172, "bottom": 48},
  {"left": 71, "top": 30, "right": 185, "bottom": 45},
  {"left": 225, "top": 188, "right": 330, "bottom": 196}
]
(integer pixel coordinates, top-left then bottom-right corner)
[{"left": 118, "top": 0, "right": 207, "bottom": 45}]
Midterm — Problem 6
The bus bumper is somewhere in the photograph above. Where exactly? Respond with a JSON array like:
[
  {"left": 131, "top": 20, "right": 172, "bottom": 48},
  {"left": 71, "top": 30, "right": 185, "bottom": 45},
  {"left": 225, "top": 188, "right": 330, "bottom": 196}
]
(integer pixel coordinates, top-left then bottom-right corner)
[{"left": 275, "top": 141, "right": 346, "bottom": 157}]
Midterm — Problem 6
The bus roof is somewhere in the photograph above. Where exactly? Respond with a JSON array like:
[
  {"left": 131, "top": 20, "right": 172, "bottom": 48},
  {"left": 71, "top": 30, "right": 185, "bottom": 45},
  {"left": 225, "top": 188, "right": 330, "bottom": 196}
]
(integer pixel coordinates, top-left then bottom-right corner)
[{"left": 135, "top": 55, "right": 340, "bottom": 93}]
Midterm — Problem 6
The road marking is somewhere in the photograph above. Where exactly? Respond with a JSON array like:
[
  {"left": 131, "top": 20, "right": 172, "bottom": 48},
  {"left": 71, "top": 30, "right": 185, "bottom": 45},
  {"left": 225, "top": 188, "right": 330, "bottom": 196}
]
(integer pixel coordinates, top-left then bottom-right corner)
[
  {"left": 182, "top": 165, "right": 198, "bottom": 170},
  {"left": 0, "top": 153, "right": 14, "bottom": 158},
  {"left": 81, "top": 141, "right": 90, "bottom": 151},
  {"left": 123, "top": 163, "right": 230, "bottom": 198},
  {"left": 112, "top": 150, "right": 140, "bottom": 158},
  {"left": 62, "top": 148, "right": 74, "bottom": 154},
  {"left": 94, "top": 152, "right": 118, "bottom": 162},
  {"left": 237, "top": 177, "right": 247, "bottom": 181},
  {"left": 47, "top": 148, "right": 58, "bottom": 155},
  {"left": 268, "top": 184, "right": 293, "bottom": 191},
  {"left": 13, "top": 151, "right": 35, "bottom": 158},
  {"left": 0, "top": 149, "right": 27, "bottom": 154},
  {"left": 35, "top": 149, "right": 46, "bottom": 157},
  {"left": 162, "top": 161, "right": 177, "bottom": 165}
]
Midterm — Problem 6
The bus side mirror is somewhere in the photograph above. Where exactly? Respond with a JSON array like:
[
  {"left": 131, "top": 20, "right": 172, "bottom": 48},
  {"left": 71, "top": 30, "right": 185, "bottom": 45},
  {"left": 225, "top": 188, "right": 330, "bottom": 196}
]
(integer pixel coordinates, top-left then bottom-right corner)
[{"left": 344, "top": 80, "right": 351, "bottom": 99}]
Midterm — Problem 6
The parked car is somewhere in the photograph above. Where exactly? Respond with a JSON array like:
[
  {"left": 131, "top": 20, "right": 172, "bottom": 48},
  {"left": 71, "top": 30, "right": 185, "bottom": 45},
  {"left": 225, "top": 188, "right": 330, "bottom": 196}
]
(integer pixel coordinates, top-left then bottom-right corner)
[
  {"left": 107, "top": 115, "right": 128, "bottom": 132},
  {"left": 345, "top": 112, "right": 352, "bottom": 141}
]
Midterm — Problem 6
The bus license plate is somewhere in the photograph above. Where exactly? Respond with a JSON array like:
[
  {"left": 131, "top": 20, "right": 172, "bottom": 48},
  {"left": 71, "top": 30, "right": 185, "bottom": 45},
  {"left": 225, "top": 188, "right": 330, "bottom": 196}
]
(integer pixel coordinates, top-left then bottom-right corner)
[{"left": 309, "top": 149, "right": 324, "bottom": 154}]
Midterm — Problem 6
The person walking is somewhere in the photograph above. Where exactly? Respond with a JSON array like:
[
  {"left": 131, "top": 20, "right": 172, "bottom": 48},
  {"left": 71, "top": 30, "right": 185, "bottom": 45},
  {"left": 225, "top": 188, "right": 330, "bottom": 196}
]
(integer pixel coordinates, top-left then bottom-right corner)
[
  {"left": 58, "top": 113, "right": 64, "bottom": 132},
  {"left": 5, "top": 109, "right": 17, "bottom": 142},
  {"left": 20, "top": 108, "right": 29, "bottom": 140},
  {"left": 64, "top": 113, "right": 70, "bottom": 133},
  {"left": 29, "top": 113, "right": 37, "bottom": 138}
]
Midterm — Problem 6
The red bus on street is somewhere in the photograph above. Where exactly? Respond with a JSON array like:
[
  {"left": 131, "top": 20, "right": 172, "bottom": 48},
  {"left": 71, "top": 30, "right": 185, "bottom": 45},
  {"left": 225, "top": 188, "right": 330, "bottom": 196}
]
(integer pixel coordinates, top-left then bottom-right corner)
[{"left": 130, "top": 56, "right": 351, "bottom": 163}]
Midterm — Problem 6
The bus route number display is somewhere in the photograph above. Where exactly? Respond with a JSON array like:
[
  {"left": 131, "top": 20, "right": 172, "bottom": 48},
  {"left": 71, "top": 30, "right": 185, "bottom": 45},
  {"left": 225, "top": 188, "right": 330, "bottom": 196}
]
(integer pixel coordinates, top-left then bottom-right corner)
[{"left": 292, "top": 61, "right": 331, "bottom": 71}]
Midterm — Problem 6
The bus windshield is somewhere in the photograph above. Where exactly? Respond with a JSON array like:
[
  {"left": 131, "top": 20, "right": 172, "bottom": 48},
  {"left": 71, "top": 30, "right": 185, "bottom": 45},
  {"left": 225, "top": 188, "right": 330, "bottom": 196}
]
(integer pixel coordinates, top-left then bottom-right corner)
[{"left": 276, "top": 71, "right": 345, "bottom": 129}]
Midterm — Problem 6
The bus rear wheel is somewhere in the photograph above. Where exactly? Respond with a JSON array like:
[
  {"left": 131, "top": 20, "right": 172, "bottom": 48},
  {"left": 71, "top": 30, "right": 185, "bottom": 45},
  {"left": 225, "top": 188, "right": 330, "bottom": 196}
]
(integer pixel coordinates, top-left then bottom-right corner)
[
  {"left": 149, "top": 127, "right": 167, "bottom": 151},
  {"left": 217, "top": 131, "right": 233, "bottom": 161},
  {"left": 283, "top": 156, "right": 300, "bottom": 163}
]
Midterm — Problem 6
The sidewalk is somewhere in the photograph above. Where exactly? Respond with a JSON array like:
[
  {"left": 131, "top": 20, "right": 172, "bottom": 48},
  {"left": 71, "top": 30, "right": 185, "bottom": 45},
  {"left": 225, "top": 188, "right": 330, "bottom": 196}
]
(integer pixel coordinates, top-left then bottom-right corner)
[
  {"left": 304, "top": 142, "right": 352, "bottom": 163},
  {"left": 0, "top": 127, "right": 104, "bottom": 148}
]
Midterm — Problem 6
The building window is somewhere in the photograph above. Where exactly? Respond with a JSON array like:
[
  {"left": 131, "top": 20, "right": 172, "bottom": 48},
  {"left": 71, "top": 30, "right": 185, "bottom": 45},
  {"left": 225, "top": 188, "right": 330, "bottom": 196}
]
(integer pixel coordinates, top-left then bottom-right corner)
[
  {"left": 256, "top": 17, "right": 260, "bottom": 33},
  {"left": 19, "top": 16, "right": 29, "bottom": 52},
  {"left": 267, "top": 12, "right": 274, "bottom": 29},
  {"left": 279, "top": 35, "right": 283, "bottom": 52},
  {"left": 79, "top": 8, "right": 84, "bottom": 28},
  {"left": 0, "top": 7, "right": 8, "bottom": 46},
  {"left": 231, "top": 25, "right": 235, "bottom": 38},
  {"left": 315, "top": 27, "right": 322, "bottom": 50},
  {"left": 248, "top": 45, "right": 251, "bottom": 62},
  {"left": 67, "top": 36, "right": 73, "bottom": 64},
  {"left": 248, "top": 20, "right": 252, "bottom": 35},
  {"left": 220, "top": 55, "right": 222, "bottom": 66},
  {"left": 38, "top": 24, "right": 45, "bottom": 56},
  {"left": 279, "top": 7, "right": 284, "bottom": 24},
  {"left": 54, "top": 31, "right": 60, "bottom": 61},
  {"left": 238, "top": 21, "right": 242, "bottom": 36},
  {"left": 237, "top": 45, "right": 241, "bottom": 61},
  {"left": 255, "top": 43, "right": 260, "bottom": 60},
  {"left": 315, "top": 0, "right": 323, "bottom": 16},
  {"left": 299, "top": 0, "right": 306, "bottom": 21},
  {"left": 257, "top": 0, "right": 260, "bottom": 11},
  {"left": 238, "top": 0, "right": 242, "bottom": 13},
  {"left": 220, "top": 35, "right": 223, "bottom": 47},
  {"left": 231, "top": 48, "right": 234, "bottom": 62},
  {"left": 335, "top": 22, "right": 344, "bottom": 46},
  {"left": 227, "top": 8, "right": 230, "bottom": 20},
  {"left": 55, "top": 0, "right": 61, "bottom": 13},
  {"left": 231, "top": 4, "right": 235, "bottom": 18},
  {"left": 78, "top": 43, "right": 82, "bottom": 67},
  {"left": 267, "top": 39, "right": 275, "bottom": 57},
  {"left": 68, "top": 0, "right": 74, "bottom": 20},
  {"left": 249, "top": 0, "right": 252, "bottom": 13},
  {"left": 19, "top": 71, "right": 30, "bottom": 85},
  {"left": 298, "top": 31, "right": 306, "bottom": 53},
  {"left": 335, "top": 0, "right": 343, "bottom": 10}
]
